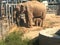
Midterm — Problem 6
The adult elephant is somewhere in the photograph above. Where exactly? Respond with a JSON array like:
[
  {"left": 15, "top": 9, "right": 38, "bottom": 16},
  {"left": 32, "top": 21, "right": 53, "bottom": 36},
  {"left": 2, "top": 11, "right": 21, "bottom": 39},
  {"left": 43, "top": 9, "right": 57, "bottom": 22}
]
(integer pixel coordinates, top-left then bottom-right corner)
[{"left": 14, "top": 1, "right": 46, "bottom": 27}]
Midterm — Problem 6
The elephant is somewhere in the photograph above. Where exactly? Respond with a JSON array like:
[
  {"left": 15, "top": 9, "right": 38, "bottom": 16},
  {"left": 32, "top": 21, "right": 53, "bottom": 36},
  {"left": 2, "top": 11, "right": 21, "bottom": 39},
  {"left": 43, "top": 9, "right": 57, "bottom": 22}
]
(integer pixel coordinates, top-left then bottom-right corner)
[
  {"left": 33, "top": 18, "right": 42, "bottom": 26},
  {"left": 14, "top": 1, "right": 46, "bottom": 27}
]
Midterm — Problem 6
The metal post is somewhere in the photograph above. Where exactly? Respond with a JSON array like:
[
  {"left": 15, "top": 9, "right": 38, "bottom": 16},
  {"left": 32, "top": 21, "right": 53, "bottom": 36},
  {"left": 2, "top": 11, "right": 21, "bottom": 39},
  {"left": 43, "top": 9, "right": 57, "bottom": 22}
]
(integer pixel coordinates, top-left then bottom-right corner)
[
  {"left": 6, "top": 4, "right": 10, "bottom": 31},
  {"left": 11, "top": 5, "right": 13, "bottom": 24},
  {"left": 8, "top": 4, "right": 11, "bottom": 26},
  {"left": 0, "top": 2, "right": 2, "bottom": 18},
  {"left": 7, "top": 0, "right": 8, "bottom": 4}
]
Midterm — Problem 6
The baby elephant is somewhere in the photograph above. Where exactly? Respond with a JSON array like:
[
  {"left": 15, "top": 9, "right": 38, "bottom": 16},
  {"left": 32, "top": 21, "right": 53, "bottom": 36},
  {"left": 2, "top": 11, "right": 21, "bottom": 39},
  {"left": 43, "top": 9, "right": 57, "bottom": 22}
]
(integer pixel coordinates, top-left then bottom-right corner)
[{"left": 34, "top": 18, "right": 42, "bottom": 26}]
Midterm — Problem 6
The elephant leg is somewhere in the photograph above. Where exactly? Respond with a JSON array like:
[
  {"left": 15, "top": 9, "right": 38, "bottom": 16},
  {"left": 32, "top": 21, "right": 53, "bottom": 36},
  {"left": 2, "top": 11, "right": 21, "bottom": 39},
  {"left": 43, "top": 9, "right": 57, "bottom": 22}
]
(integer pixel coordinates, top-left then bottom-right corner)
[
  {"left": 27, "top": 13, "right": 33, "bottom": 28},
  {"left": 41, "top": 12, "right": 46, "bottom": 27},
  {"left": 35, "top": 18, "right": 38, "bottom": 26},
  {"left": 34, "top": 18, "right": 40, "bottom": 26},
  {"left": 29, "top": 16, "right": 34, "bottom": 28},
  {"left": 34, "top": 18, "right": 39, "bottom": 26},
  {"left": 38, "top": 18, "right": 41, "bottom": 26},
  {"left": 28, "top": 17, "right": 33, "bottom": 28},
  {"left": 26, "top": 6, "right": 33, "bottom": 28},
  {"left": 41, "top": 19, "right": 43, "bottom": 27},
  {"left": 40, "top": 19, "right": 42, "bottom": 27}
]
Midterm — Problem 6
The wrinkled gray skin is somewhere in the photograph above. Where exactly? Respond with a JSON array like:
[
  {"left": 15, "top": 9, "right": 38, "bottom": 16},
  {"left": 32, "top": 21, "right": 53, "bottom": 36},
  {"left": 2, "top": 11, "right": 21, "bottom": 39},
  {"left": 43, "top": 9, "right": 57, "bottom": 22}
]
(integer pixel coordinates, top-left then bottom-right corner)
[{"left": 14, "top": 1, "right": 46, "bottom": 27}]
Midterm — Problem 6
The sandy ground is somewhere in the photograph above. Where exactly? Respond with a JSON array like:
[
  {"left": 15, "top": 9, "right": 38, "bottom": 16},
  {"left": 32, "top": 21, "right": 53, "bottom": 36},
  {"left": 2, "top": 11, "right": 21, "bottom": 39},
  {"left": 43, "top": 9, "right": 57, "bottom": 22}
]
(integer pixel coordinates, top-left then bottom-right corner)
[
  {"left": 23, "top": 14, "right": 60, "bottom": 39},
  {"left": 6, "top": 14, "right": 60, "bottom": 39},
  {"left": 10, "top": 14, "right": 60, "bottom": 39},
  {"left": 44, "top": 14, "right": 60, "bottom": 28}
]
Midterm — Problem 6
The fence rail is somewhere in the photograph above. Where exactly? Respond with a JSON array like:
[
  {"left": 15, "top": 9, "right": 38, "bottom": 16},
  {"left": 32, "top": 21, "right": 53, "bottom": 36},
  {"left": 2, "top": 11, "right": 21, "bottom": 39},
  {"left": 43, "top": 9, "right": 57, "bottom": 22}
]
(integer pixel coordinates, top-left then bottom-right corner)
[{"left": 0, "top": 3, "right": 18, "bottom": 40}]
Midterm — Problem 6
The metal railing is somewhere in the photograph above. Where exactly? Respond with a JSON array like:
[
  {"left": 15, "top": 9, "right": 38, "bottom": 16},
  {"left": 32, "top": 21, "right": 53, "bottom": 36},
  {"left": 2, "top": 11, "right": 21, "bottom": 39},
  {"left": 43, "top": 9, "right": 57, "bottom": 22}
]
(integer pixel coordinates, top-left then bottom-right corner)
[
  {"left": 0, "top": 3, "right": 18, "bottom": 40},
  {"left": 47, "top": 4, "right": 59, "bottom": 14}
]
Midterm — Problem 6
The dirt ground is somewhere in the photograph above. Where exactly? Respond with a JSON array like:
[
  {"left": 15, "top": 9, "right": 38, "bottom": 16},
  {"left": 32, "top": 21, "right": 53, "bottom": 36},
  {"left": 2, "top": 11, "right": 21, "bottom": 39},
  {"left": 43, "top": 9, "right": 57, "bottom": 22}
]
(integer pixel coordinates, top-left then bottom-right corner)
[
  {"left": 23, "top": 14, "right": 60, "bottom": 39},
  {"left": 9, "top": 14, "right": 60, "bottom": 39},
  {"left": 44, "top": 14, "right": 60, "bottom": 28}
]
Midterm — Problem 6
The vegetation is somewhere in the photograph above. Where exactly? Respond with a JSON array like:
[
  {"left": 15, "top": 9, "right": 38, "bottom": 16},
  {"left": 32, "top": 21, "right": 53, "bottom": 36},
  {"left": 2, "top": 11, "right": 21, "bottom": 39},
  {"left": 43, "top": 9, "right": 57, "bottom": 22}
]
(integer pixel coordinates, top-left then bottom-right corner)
[
  {"left": 0, "top": 31, "right": 30, "bottom": 45},
  {"left": 0, "top": 29, "right": 39, "bottom": 45},
  {"left": 0, "top": 40, "right": 5, "bottom": 45}
]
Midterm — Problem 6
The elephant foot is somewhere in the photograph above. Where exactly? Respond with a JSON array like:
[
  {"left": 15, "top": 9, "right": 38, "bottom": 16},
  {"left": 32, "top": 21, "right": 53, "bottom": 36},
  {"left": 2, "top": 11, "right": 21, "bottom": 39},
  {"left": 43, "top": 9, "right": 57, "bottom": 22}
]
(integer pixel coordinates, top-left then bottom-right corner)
[{"left": 41, "top": 25, "right": 43, "bottom": 27}]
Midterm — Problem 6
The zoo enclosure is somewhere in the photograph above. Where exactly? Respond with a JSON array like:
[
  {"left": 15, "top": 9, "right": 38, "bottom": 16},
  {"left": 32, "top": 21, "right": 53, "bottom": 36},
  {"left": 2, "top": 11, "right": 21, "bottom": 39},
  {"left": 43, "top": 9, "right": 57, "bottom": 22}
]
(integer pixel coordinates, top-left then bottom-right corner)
[{"left": 0, "top": 2, "right": 60, "bottom": 40}]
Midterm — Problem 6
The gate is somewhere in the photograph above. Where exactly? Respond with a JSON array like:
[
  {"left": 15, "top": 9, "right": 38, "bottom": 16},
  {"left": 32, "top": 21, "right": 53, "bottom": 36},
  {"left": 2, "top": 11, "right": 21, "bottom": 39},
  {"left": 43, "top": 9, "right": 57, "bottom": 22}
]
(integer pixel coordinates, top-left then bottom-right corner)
[
  {"left": 1, "top": 3, "right": 17, "bottom": 28},
  {"left": 0, "top": 3, "right": 17, "bottom": 40}
]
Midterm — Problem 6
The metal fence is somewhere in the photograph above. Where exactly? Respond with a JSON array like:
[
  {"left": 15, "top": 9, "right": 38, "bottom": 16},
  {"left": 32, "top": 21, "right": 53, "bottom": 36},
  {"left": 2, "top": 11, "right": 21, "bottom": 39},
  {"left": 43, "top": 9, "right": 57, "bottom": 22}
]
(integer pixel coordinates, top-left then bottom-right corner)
[
  {"left": 47, "top": 4, "right": 59, "bottom": 14},
  {"left": 0, "top": 3, "right": 17, "bottom": 40}
]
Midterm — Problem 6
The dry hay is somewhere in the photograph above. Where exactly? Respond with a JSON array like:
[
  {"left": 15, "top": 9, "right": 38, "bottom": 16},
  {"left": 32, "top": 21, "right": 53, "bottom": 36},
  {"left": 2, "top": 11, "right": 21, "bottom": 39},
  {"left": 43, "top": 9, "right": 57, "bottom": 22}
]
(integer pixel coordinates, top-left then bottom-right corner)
[
  {"left": 43, "top": 14, "right": 60, "bottom": 29},
  {"left": 6, "top": 14, "right": 60, "bottom": 39},
  {"left": 8, "top": 14, "right": 60, "bottom": 33}
]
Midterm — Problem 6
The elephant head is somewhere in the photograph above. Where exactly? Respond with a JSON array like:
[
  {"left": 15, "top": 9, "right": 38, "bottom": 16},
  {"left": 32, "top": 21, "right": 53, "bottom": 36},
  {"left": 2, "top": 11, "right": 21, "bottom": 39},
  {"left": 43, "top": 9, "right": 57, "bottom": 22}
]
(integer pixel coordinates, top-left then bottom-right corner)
[{"left": 16, "top": 3, "right": 27, "bottom": 14}]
